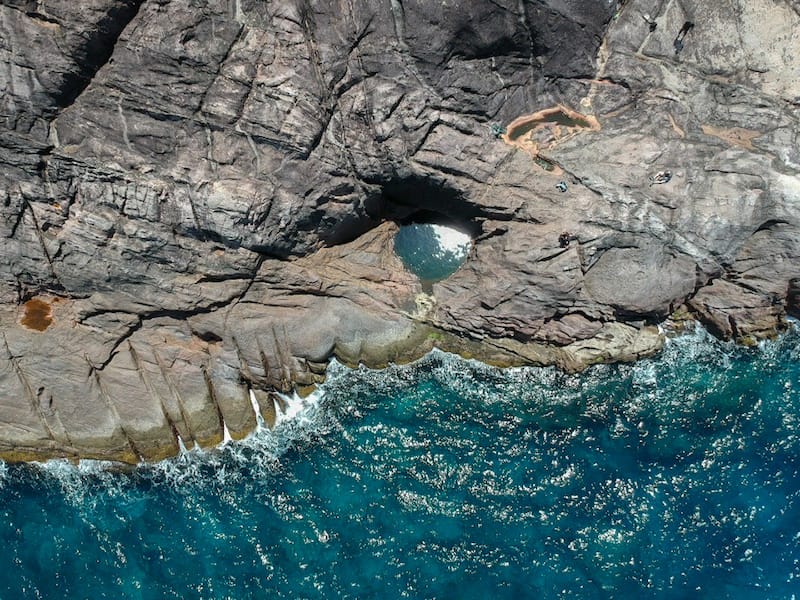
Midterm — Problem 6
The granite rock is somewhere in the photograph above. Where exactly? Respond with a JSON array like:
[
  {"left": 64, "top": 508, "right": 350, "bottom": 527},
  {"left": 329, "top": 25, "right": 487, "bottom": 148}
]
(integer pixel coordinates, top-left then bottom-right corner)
[{"left": 1, "top": 0, "right": 798, "bottom": 461}]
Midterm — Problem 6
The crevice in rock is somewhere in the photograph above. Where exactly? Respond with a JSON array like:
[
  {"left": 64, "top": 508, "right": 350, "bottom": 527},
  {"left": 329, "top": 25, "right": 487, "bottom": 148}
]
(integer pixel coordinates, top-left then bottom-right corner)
[
  {"left": 1, "top": 332, "right": 59, "bottom": 444},
  {"left": 20, "top": 196, "right": 65, "bottom": 292},
  {"left": 193, "top": 329, "right": 224, "bottom": 344},
  {"left": 88, "top": 252, "right": 265, "bottom": 370},
  {"left": 256, "top": 337, "right": 274, "bottom": 390},
  {"left": 231, "top": 335, "right": 258, "bottom": 383},
  {"left": 85, "top": 356, "right": 143, "bottom": 461},
  {"left": 536, "top": 155, "right": 605, "bottom": 199},
  {"left": 754, "top": 219, "right": 791, "bottom": 233},
  {"left": 200, "top": 365, "right": 227, "bottom": 436},
  {"left": 297, "top": 0, "right": 332, "bottom": 108},
  {"left": 52, "top": 0, "right": 146, "bottom": 113},
  {"left": 193, "top": 21, "right": 245, "bottom": 124},
  {"left": 7, "top": 195, "right": 28, "bottom": 240},
  {"left": 596, "top": 76, "right": 632, "bottom": 90},
  {"left": 270, "top": 324, "right": 294, "bottom": 392},
  {"left": 127, "top": 340, "right": 180, "bottom": 451},
  {"left": 726, "top": 275, "right": 781, "bottom": 299},
  {"left": 89, "top": 304, "right": 231, "bottom": 370},
  {"left": 152, "top": 349, "right": 195, "bottom": 446},
  {"left": 1, "top": 4, "right": 60, "bottom": 29}
]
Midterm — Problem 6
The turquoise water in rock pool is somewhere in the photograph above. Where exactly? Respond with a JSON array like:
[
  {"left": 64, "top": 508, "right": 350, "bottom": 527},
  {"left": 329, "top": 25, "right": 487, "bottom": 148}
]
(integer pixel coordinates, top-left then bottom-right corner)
[
  {"left": 394, "top": 223, "right": 471, "bottom": 282},
  {"left": 1, "top": 326, "right": 800, "bottom": 598}
]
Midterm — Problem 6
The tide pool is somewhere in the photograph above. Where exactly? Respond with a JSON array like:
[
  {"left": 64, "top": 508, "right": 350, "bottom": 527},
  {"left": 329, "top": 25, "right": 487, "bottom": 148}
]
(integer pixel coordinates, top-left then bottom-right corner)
[
  {"left": 393, "top": 222, "right": 471, "bottom": 282},
  {"left": 1, "top": 326, "right": 799, "bottom": 598}
]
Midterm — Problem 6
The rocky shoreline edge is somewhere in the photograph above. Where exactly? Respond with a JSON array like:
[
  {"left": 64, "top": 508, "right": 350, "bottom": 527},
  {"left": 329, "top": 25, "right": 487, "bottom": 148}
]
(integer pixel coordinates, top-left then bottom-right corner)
[
  {"left": 2, "top": 0, "right": 800, "bottom": 463},
  {"left": 2, "top": 312, "right": 797, "bottom": 467},
  {"left": 1, "top": 251, "right": 795, "bottom": 466}
]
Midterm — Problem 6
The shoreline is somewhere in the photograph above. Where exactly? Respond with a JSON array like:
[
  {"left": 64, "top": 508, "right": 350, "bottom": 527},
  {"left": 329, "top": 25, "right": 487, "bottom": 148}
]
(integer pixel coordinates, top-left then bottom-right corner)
[
  {"left": 2, "top": 319, "right": 798, "bottom": 598},
  {"left": 1, "top": 0, "right": 799, "bottom": 464},
  {"left": 2, "top": 319, "right": 796, "bottom": 468}
]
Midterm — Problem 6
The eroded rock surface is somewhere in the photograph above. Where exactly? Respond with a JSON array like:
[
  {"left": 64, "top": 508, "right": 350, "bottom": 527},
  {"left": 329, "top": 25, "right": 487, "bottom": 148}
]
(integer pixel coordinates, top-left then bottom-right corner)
[{"left": 1, "top": 0, "right": 798, "bottom": 461}]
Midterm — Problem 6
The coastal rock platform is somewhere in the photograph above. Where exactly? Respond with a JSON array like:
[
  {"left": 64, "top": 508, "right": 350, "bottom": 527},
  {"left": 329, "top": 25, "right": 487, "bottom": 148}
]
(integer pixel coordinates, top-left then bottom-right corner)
[{"left": 1, "top": 0, "right": 798, "bottom": 461}]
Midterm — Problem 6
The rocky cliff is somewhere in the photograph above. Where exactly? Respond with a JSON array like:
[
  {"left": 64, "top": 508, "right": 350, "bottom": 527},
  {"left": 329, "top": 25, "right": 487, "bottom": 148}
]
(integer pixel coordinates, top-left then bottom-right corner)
[{"left": 1, "top": 0, "right": 798, "bottom": 462}]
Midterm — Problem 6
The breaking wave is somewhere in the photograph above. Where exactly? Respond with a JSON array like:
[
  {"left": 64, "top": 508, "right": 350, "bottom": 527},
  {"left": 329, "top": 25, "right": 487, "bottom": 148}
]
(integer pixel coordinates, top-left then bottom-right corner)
[{"left": 1, "top": 324, "right": 799, "bottom": 598}]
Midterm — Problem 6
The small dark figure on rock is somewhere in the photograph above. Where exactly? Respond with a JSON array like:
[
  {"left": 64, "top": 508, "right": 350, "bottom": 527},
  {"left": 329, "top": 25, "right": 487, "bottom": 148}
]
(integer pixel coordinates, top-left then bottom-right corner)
[
  {"left": 555, "top": 181, "right": 568, "bottom": 192},
  {"left": 642, "top": 13, "right": 657, "bottom": 32},
  {"left": 490, "top": 123, "right": 506, "bottom": 138},
  {"left": 673, "top": 21, "right": 694, "bottom": 55},
  {"left": 558, "top": 231, "right": 573, "bottom": 248},
  {"left": 649, "top": 170, "right": 672, "bottom": 185}
]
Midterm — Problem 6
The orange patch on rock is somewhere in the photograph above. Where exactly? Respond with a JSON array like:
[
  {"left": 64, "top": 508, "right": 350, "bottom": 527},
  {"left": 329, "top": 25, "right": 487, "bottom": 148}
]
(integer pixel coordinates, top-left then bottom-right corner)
[
  {"left": 701, "top": 125, "right": 761, "bottom": 151},
  {"left": 505, "top": 105, "right": 600, "bottom": 144},
  {"left": 502, "top": 105, "right": 600, "bottom": 169},
  {"left": 21, "top": 298, "right": 53, "bottom": 331}
]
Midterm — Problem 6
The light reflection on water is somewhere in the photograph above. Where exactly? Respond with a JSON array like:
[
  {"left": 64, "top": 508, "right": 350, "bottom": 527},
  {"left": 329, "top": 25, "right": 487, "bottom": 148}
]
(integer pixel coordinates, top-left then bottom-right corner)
[
  {"left": 0, "top": 325, "right": 799, "bottom": 598},
  {"left": 394, "top": 222, "right": 471, "bottom": 282}
]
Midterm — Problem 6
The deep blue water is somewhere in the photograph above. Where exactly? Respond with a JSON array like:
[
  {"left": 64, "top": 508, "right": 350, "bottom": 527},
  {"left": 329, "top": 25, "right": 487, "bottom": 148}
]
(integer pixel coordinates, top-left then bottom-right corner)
[{"left": 1, "top": 326, "right": 799, "bottom": 599}]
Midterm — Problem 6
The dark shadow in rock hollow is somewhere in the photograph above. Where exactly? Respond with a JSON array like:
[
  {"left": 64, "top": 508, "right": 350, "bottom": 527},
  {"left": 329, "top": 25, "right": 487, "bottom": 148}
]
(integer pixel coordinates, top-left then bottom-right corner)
[
  {"left": 378, "top": 174, "right": 484, "bottom": 234},
  {"left": 52, "top": 1, "right": 145, "bottom": 112},
  {"left": 316, "top": 174, "right": 484, "bottom": 249}
]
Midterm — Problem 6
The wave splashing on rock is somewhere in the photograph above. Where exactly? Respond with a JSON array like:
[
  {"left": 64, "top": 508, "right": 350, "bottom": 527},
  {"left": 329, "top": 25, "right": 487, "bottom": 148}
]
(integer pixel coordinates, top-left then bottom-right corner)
[{"left": 0, "top": 328, "right": 799, "bottom": 597}]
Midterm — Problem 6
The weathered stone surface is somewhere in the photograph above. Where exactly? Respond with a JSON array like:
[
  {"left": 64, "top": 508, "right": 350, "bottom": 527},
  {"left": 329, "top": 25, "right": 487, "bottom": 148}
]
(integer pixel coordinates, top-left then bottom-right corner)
[
  {"left": 789, "top": 279, "right": 800, "bottom": 319},
  {"left": 687, "top": 279, "right": 786, "bottom": 343},
  {"left": 0, "top": 0, "right": 798, "bottom": 461}
]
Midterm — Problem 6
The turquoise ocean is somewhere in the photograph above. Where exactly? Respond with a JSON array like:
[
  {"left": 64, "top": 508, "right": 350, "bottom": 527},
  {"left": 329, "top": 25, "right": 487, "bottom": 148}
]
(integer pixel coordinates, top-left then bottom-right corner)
[{"left": 1, "top": 325, "right": 799, "bottom": 598}]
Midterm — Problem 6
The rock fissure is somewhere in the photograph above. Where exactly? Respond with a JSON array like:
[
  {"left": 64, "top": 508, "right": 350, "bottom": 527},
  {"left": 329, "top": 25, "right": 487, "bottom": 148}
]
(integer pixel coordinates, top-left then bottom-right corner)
[
  {"left": 54, "top": 0, "right": 147, "bottom": 114},
  {"left": 126, "top": 340, "right": 182, "bottom": 451},
  {"left": 1, "top": 333, "right": 58, "bottom": 445},
  {"left": 86, "top": 357, "right": 142, "bottom": 462},
  {"left": 152, "top": 348, "right": 195, "bottom": 446},
  {"left": 200, "top": 366, "right": 228, "bottom": 441}
]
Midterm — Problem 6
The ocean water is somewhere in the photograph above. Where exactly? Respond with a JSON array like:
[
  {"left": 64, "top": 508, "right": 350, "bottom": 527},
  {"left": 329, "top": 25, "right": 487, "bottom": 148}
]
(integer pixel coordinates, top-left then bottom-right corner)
[{"left": 1, "top": 325, "right": 799, "bottom": 599}]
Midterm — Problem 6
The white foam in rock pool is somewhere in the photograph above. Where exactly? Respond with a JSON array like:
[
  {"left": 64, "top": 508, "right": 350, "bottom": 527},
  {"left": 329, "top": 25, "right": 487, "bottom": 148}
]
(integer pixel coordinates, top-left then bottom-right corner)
[
  {"left": 394, "top": 223, "right": 472, "bottom": 282},
  {"left": 430, "top": 224, "right": 471, "bottom": 258}
]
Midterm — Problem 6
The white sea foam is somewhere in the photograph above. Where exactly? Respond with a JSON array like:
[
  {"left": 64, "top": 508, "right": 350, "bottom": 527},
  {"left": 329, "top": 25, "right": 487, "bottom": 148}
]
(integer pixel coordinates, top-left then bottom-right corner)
[
  {"left": 35, "top": 457, "right": 126, "bottom": 506},
  {"left": 176, "top": 434, "right": 190, "bottom": 454},
  {"left": 430, "top": 224, "right": 471, "bottom": 257},
  {"left": 274, "top": 389, "right": 325, "bottom": 426},
  {"left": 38, "top": 457, "right": 117, "bottom": 479},
  {"left": 248, "top": 388, "right": 265, "bottom": 428},
  {"left": 20, "top": 322, "right": 800, "bottom": 492},
  {"left": 24, "top": 384, "right": 331, "bottom": 492},
  {"left": 143, "top": 386, "right": 331, "bottom": 488}
]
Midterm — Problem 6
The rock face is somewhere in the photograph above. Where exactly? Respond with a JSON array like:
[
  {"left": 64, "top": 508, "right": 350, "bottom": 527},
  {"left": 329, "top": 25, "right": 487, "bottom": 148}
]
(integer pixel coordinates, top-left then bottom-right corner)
[{"left": 1, "top": 0, "right": 798, "bottom": 462}]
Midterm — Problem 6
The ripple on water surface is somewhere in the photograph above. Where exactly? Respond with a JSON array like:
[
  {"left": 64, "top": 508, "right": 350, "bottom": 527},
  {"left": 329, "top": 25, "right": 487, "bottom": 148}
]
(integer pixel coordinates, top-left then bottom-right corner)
[
  {"left": 393, "top": 222, "right": 472, "bottom": 282},
  {"left": 1, "top": 326, "right": 799, "bottom": 598}
]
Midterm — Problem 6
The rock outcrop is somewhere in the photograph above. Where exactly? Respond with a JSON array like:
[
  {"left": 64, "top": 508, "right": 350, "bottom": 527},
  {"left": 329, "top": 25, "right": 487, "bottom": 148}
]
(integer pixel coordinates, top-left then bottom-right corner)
[{"left": 1, "top": 0, "right": 798, "bottom": 461}]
